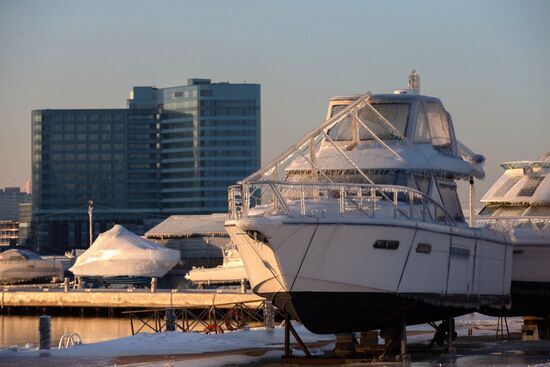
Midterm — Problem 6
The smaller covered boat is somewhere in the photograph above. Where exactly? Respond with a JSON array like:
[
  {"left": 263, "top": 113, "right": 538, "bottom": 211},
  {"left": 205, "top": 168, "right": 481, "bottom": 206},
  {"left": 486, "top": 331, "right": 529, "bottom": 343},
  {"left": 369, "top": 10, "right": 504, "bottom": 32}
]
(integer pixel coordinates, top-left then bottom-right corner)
[
  {"left": 185, "top": 247, "right": 248, "bottom": 286},
  {"left": 69, "top": 225, "right": 180, "bottom": 286},
  {"left": 0, "top": 249, "right": 64, "bottom": 284}
]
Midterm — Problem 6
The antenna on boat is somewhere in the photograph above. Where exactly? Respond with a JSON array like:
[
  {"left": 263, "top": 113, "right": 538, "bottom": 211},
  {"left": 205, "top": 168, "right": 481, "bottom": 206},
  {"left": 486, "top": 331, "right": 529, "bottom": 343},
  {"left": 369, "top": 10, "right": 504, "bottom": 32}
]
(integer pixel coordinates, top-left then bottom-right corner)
[
  {"left": 88, "top": 200, "right": 94, "bottom": 246},
  {"left": 408, "top": 70, "right": 420, "bottom": 94}
]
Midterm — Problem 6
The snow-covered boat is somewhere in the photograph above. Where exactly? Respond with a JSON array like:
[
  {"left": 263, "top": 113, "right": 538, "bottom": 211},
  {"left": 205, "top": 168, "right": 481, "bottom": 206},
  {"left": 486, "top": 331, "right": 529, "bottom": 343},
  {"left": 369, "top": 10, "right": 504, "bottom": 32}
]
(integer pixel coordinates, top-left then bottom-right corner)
[
  {"left": 478, "top": 152, "right": 550, "bottom": 316},
  {"left": 185, "top": 248, "right": 248, "bottom": 286},
  {"left": 69, "top": 225, "right": 180, "bottom": 285},
  {"left": 225, "top": 71, "right": 512, "bottom": 333},
  {"left": 0, "top": 249, "right": 64, "bottom": 284}
]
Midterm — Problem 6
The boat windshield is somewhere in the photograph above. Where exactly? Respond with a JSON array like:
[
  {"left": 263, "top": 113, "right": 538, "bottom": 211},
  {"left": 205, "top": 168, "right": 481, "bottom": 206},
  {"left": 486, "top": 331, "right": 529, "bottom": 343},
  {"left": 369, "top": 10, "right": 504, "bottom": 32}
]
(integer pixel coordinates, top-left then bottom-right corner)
[
  {"left": 0, "top": 250, "right": 41, "bottom": 261},
  {"left": 328, "top": 103, "right": 410, "bottom": 141}
]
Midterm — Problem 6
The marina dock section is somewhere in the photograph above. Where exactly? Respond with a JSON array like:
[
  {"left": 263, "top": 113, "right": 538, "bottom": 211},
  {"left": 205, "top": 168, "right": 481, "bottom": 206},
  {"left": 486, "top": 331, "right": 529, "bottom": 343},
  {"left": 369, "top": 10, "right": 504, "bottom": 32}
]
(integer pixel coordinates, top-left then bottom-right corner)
[{"left": 0, "top": 288, "right": 264, "bottom": 311}]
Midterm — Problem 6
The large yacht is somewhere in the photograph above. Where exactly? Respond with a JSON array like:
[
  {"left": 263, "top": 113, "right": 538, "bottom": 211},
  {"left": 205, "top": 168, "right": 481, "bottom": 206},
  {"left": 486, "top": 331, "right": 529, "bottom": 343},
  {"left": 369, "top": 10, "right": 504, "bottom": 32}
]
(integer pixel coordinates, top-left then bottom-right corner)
[
  {"left": 225, "top": 72, "right": 513, "bottom": 334},
  {"left": 478, "top": 152, "right": 550, "bottom": 316}
]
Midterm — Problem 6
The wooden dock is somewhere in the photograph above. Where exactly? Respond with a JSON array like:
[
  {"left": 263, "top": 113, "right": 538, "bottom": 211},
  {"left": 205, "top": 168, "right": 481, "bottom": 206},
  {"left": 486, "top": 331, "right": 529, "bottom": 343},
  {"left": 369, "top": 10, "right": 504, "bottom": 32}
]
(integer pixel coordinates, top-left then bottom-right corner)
[{"left": 0, "top": 288, "right": 264, "bottom": 310}]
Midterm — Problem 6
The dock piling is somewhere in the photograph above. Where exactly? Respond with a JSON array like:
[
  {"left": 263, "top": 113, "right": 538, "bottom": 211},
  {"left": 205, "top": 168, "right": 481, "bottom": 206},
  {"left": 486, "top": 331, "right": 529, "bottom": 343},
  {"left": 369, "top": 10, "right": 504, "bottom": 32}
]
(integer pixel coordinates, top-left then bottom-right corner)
[{"left": 39, "top": 315, "right": 51, "bottom": 351}]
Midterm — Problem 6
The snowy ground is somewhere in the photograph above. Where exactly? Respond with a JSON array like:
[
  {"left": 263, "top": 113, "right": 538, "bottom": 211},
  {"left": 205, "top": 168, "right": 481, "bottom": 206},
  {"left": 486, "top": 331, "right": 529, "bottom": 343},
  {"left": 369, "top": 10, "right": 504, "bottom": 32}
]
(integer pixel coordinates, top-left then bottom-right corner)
[{"left": 0, "top": 314, "right": 533, "bottom": 367}]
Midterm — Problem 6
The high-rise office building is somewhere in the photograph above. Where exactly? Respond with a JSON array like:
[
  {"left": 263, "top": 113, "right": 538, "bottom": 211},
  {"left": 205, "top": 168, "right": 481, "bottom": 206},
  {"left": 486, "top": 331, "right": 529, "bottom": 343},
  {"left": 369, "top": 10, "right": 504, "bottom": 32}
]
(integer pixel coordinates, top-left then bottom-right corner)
[{"left": 30, "top": 79, "right": 260, "bottom": 253}]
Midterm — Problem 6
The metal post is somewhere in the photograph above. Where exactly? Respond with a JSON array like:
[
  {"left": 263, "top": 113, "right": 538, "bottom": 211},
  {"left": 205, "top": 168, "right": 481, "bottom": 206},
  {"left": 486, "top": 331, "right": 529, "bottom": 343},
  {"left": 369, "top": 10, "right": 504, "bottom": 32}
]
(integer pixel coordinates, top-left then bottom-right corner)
[
  {"left": 264, "top": 300, "right": 275, "bottom": 329},
  {"left": 165, "top": 309, "right": 176, "bottom": 332},
  {"left": 300, "top": 187, "right": 306, "bottom": 216},
  {"left": 469, "top": 177, "right": 476, "bottom": 227},
  {"left": 242, "top": 183, "right": 249, "bottom": 217},
  {"left": 150, "top": 277, "right": 157, "bottom": 293},
  {"left": 400, "top": 320, "right": 409, "bottom": 362},
  {"left": 284, "top": 313, "right": 291, "bottom": 357},
  {"left": 39, "top": 315, "right": 51, "bottom": 351},
  {"left": 88, "top": 200, "right": 94, "bottom": 246},
  {"left": 339, "top": 186, "right": 345, "bottom": 215},
  {"left": 240, "top": 278, "right": 246, "bottom": 294},
  {"left": 63, "top": 277, "right": 69, "bottom": 292},
  {"left": 370, "top": 187, "right": 375, "bottom": 217},
  {"left": 409, "top": 191, "right": 414, "bottom": 220},
  {"left": 393, "top": 188, "right": 398, "bottom": 219},
  {"left": 358, "top": 186, "right": 363, "bottom": 210},
  {"left": 448, "top": 316, "right": 455, "bottom": 354}
]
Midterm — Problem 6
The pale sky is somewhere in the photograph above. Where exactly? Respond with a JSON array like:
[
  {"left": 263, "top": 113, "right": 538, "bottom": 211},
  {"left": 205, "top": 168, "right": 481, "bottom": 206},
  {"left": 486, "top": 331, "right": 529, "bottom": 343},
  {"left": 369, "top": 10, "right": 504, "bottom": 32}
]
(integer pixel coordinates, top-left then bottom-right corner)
[{"left": 1, "top": 0, "right": 548, "bottom": 203}]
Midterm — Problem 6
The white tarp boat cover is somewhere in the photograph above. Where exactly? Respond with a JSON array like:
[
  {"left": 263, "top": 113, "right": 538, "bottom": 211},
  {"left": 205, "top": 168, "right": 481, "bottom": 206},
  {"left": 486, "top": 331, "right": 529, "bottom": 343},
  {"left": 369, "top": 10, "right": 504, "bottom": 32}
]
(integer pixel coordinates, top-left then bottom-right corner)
[{"left": 69, "top": 225, "right": 180, "bottom": 277}]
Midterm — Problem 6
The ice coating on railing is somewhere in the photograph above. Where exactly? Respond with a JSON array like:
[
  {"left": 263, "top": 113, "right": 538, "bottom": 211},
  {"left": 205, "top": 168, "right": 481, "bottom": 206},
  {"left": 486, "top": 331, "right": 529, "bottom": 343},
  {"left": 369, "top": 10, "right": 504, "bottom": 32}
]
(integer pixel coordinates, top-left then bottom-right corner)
[{"left": 228, "top": 182, "right": 458, "bottom": 226}]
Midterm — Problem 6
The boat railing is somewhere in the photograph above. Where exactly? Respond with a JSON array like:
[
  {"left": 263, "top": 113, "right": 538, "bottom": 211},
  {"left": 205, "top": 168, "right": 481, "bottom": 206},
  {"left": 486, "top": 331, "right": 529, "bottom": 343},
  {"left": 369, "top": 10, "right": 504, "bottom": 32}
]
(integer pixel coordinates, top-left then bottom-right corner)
[
  {"left": 476, "top": 216, "right": 550, "bottom": 239},
  {"left": 228, "top": 181, "right": 456, "bottom": 226}
]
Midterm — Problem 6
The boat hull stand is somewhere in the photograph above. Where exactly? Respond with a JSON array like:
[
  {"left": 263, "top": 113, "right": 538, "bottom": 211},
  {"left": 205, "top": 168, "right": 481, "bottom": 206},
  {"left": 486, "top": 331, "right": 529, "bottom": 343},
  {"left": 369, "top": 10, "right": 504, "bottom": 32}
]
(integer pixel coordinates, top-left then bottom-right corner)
[{"left": 280, "top": 312, "right": 417, "bottom": 364}]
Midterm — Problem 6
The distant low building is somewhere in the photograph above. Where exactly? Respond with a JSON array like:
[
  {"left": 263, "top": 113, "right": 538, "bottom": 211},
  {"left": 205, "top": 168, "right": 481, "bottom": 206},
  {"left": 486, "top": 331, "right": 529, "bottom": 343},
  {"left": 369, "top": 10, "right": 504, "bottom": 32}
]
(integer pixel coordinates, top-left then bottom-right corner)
[
  {"left": 0, "top": 220, "right": 18, "bottom": 247},
  {"left": 0, "top": 187, "right": 31, "bottom": 221},
  {"left": 145, "top": 213, "right": 229, "bottom": 286}
]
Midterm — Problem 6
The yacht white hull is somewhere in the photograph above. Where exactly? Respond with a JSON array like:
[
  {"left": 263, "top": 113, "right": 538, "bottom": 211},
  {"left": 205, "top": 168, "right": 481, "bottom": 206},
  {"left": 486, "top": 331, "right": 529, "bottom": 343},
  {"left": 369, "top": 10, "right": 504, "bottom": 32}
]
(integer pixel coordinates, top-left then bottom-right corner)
[
  {"left": 226, "top": 217, "right": 512, "bottom": 333},
  {"left": 482, "top": 242, "right": 550, "bottom": 317}
]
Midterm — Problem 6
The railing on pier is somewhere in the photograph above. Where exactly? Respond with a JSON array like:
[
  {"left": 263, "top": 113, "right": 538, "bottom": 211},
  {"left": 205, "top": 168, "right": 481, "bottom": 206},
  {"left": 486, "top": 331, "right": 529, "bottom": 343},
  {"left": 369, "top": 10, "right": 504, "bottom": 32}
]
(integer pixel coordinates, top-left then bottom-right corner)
[
  {"left": 477, "top": 216, "right": 550, "bottom": 241},
  {"left": 229, "top": 181, "right": 456, "bottom": 226},
  {"left": 123, "top": 300, "right": 281, "bottom": 335}
]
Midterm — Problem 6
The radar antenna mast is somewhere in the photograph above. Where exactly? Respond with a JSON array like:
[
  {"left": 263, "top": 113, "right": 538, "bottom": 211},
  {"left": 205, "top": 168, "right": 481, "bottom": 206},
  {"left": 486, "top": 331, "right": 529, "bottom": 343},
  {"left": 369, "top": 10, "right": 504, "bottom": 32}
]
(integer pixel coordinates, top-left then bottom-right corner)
[{"left": 408, "top": 70, "right": 420, "bottom": 94}]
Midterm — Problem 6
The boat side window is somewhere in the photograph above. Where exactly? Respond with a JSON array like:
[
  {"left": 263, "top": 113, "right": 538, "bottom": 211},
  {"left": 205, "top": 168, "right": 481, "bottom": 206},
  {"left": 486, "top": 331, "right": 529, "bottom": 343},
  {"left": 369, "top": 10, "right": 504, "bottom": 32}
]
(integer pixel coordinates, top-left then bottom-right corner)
[
  {"left": 450, "top": 246, "right": 470, "bottom": 258},
  {"left": 413, "top": 102, "right": 431, "bottom": 143},
  {"left": 494, "top": 176, "right": 521, "bottom": 197},
  {"left": 416, "top": 243, "right": 432, "bottom": 254},
  {"left": 437, "top": 180, "right": 464, "bottom": 222},
  {"left": 357, "top": 103, "right": 409, "bottom": 140},
  {"left": 373, "top": 240, "right": 399, "bottom": 250},
  {"left": 478, "top": 204, "right": 501, "bottom": 216},
  {"left": 330, "top": 104, "right": 348, "bottom": 118},
  {"left": 517, "top": 176, "right": 544, "bottom": 197},
  {"left": 425, "top": 102, "right": 451, "bottom": 149},
  {"left": 4, "top": 254, "right": 25, "bottom": 261},
  {"left": 328, "top": 103, "right": 409, "bottom": 141},
  {"left": 494, "top": 206, "right": 528, "bottom": 217},
  {"left": 524, "top": 206, "right": 550, "bottom": 216}
]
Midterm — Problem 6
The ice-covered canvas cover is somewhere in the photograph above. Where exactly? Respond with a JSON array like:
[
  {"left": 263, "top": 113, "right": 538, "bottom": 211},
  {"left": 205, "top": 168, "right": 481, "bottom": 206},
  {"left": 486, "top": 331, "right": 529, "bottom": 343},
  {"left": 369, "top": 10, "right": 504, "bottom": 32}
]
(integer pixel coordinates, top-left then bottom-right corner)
[{"left": 69, "top": 225, "right": 180, "bottom": 277}]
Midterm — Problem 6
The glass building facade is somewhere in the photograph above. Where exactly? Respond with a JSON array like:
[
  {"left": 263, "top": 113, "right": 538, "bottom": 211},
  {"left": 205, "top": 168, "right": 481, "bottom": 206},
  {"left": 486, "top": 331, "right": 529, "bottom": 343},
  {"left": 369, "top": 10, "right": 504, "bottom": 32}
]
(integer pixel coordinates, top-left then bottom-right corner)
[{"left": 31, "top": 79, "right": 260, "bottom": 253}]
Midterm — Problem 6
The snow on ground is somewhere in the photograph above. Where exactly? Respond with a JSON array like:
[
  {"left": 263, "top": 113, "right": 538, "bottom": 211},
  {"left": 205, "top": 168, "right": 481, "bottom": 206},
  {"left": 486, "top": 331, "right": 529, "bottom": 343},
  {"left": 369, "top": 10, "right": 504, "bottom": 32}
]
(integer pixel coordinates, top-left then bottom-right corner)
[
  {"left": 0, "top": 313, "right": 524, "bottom": 367},
  {"left": 407, "top": 313, "right": 523, "bottom": 343},
  {"left": 0, "top": 323, "right": 334, "bottom": 359}
]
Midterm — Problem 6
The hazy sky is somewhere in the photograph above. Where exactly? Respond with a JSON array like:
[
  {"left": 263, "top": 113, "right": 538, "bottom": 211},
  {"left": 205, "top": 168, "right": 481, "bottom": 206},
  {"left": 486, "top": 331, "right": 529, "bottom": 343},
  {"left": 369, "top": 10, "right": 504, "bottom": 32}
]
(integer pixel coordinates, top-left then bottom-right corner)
[{"left": 1, "top": 0, "right": 548, "bottom": 202}]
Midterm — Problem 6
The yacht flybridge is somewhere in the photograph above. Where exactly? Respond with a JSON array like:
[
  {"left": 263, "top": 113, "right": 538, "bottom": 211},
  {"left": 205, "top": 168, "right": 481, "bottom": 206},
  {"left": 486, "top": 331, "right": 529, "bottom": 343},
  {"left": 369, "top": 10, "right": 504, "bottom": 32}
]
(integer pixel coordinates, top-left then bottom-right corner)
[
  {"left": 478, "top": 152, "right": 550, "bottom": 316},
  {"left": 225, "top": 71, "right": 512, "bottom": 333}
]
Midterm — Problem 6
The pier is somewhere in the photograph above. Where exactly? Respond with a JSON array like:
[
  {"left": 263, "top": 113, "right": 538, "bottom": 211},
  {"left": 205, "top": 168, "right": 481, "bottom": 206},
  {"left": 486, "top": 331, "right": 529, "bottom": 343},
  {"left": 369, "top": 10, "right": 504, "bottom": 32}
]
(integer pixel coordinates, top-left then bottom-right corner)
[{"left": 0, "top": 288, "right": 263, "bottom": 311}]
